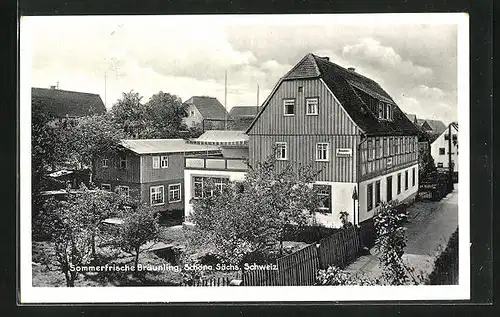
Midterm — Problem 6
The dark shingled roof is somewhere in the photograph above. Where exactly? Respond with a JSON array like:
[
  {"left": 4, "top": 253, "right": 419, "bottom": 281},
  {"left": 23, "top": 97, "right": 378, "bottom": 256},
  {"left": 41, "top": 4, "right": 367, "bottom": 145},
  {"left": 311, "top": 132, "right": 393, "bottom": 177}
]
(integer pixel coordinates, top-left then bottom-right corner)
[
  {"left": 229, "top": 106, "right": 260, "bottom": 119},
  {"left": 185, "top": 96, "right": 230, "bottom": 120},
  {"left": 247, "top": 53, "right": 420, "bottom": 136},
  {"left": 417, "top": 118, "right": 447, "bottom": 135},
  {"left": 32, "top": 87, "right": 106, "bottom": 118}
]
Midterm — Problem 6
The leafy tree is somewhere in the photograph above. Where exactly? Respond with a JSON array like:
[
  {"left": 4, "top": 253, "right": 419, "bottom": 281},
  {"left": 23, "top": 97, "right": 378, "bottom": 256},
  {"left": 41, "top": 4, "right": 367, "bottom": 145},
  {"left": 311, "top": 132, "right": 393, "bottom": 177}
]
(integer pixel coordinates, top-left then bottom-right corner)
[
  {"left": 64, "top": 113, "right": 126, "bottom": 176},
  {"left": 418, "top": 143, "right": 436, "bottom": 180},
  {"left": 117, "top": 204, "right": 160, "bottom": 274},
  {"left": 189, "top": 155, "right": 321, "bottom": 269},
  {"left": 41, "top": 197, "right": 93, "bottom": 287},
  {"left": 143, "top": 91, "right": 189, "bottom": 138},
  {"left": 71, "top": 184, "right": 122, "bottom": 260},
  {"left": 373, "top": 200, "right": 411, "bottom": 285},
  {"left": 110, "top": 90, "right": 146, "bottom": 138}
]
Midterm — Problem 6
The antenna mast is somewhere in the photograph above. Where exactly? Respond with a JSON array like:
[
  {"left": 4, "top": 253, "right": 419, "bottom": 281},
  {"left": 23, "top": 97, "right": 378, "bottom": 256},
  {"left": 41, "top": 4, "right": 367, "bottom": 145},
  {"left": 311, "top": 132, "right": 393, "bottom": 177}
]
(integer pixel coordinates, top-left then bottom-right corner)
[
  {"left": 224, "top": 70, "right": 227, "bottom": 130},
  {"left": 256, "top": 84, "right": 260, "bottom": 114}
]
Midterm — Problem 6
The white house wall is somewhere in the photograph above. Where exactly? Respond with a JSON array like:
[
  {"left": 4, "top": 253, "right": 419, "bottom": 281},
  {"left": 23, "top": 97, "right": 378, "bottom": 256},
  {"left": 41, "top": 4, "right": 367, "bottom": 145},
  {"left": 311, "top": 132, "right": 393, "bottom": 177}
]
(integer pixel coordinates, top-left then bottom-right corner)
[
  {"left": 358, "top": 163, "right": 419, "bottom": 223},
  {"left": 313, "top": 181, "right": 357, "bottom": 228},
  {"left": 183, "top": 169, "right": 247, "bottom": 221}
]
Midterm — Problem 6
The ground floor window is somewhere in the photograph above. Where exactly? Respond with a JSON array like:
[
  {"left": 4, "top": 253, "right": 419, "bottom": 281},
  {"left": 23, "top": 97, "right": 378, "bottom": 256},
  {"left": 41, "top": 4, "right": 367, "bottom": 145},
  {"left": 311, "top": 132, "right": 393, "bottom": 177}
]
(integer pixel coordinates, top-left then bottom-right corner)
[
  {"left": 313, "top": 184, "right": 331, "bottom": 213},
  {"left": 117, "top": 185, "right": 129, "bottom": 197},
  {"left": 437, "top": 162, "right": 444, "bottom": 168},
  {"left": 405, "top": 170, "right": 409, "bottom": 190},
  {"left": 168, "top": 183, "right": 181, "bottom": 203},
  {"left": 150, "top": 185, "right": 164, "bottom": 206},
  {"left": 367, "top": 183, "right": 373, "bottom": 211},
  {"left": 193, "top": 176, "right": 229, "bottom": 198},
  {"left": 375, "top": 180, "right": 381, "bottom": 207},
  {"left": 101, "top": 183, "right": 111, "bottom": 191},
  {"left": 387, "top": 176, "right": 392, "bottom": 201},
  {"left": 412, "top": 168, "right": 416, "bottom": 187},
  {"left": 397, "top": 173, "right": 401, "bottom": 194}
]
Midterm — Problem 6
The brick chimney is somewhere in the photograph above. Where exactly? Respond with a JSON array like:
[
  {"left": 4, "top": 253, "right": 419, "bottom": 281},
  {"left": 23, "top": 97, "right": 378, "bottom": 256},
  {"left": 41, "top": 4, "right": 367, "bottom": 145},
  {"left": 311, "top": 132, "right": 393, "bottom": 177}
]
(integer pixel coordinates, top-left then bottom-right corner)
[
  {"left": 348, "top": 67, "right": 355, "bottom": 72},
  {"left": 50, "top": 85, "right": 56, "bottom": 89}
]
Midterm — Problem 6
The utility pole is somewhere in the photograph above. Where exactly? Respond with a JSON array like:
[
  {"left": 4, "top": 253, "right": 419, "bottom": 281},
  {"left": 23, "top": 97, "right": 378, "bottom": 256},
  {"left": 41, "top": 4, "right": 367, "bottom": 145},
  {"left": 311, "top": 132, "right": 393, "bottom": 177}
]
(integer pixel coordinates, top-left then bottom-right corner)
[
  {"left": 224, "top": 70, "right": 227, "bottom": 130},
  {"left": 447, "top": 123, "right": 452, "bottom": 192}
]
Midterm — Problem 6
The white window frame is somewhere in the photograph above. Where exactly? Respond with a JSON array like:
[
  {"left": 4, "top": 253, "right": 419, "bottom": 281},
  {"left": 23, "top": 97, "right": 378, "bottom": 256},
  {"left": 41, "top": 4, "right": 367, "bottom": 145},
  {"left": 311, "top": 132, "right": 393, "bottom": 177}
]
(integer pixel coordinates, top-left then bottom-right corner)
[
  {"left": 101, "top": 184, "right": 111, "bottom": 191},
  {"left": 101, "top": 158, "right": 109, "bottom": 168},
  {"left": 190, "top": 110, "right": 195, "bottom": 117},
  {"left": 275, "top": 142, "right": 288, "bottom": 160},
  {"left": 168, "top": 183, "right": 181, "bottom": 203},
  {"left": 150, "top": 185, "right": 165, "bottom": 206},
  {"left": 283, "top": 99, "right": 295, "bottom": 116},
  {"left": 378, "top": 102, "right": 384, "bottom": 119},
  {"left": 161, "top": 155, "right": 169, "bottom": 168},
  {"left": 152, "top": 156, "right": 160, "bottom": 169},
  {"left": 117, "top": 185, "right": 130, "bottom": 197},
  {"left": 314, "top": 184, "right": 332, "bottom": 213},
  {"left": 305, "top": 97, "right": 319, "bottom": 116},
  {"left": 316, "top": 143, "right": 329, "bottom": 162}
]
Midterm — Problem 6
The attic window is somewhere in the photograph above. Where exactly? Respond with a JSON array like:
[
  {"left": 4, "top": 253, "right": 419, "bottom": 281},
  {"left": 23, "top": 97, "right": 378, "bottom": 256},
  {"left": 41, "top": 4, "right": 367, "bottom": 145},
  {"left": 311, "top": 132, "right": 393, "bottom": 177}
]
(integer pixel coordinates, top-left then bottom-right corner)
[
  {"left": 378, "top": 102, "right": 393, "bottom": 121},
  {"left": 283, "top": 99, "right": 295, "bottom": 116},
  {"left": 298, "top": 86, "right": 303, "bottom": 93}
]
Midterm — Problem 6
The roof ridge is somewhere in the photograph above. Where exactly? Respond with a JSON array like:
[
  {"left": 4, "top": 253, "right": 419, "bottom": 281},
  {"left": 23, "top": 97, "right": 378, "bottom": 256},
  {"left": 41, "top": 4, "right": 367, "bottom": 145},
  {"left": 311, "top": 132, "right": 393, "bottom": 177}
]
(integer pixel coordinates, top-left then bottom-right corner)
[
  {"left": 311, "top": 54, "right": 381, "bottom": 86},
  {"left": 32, "top": 87, "right": 100, "bottom": 96}
]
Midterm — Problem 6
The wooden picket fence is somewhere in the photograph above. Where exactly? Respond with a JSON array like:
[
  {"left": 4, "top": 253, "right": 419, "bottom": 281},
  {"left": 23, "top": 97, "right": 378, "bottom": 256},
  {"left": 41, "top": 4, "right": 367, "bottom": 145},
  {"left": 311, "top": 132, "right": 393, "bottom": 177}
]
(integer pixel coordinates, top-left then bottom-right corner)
[
  {"left": 318, "top": 225, "right": 361, "bottom": 269},
  {"left": 183, "top": 276, "right": 233, "bottom": 287},
  {"left": 243, "top": 226, "right": 362, "bottom": 286}
]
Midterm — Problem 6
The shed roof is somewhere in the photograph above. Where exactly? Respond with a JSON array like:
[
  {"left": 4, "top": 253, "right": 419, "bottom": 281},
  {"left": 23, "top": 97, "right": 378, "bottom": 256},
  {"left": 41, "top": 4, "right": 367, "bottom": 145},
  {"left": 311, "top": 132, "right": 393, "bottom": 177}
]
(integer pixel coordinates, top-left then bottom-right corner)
[
  {"left": 188, "top": 130, "right": 248, "bottom": 146},
  {"left": 185, "top": 96, "right": 229, "bottom": 120},
  {"left": 120, "top": 139, "right": 220, "bottom": 155},
  {"left": 229, "top": 106, "right": 260, "bottom": 119},
  {"left": 32, "top": 87, "right": 106, "bottom": 118},
  {"left": 247, "top": 53, "right": 420, "bottom": 136}
]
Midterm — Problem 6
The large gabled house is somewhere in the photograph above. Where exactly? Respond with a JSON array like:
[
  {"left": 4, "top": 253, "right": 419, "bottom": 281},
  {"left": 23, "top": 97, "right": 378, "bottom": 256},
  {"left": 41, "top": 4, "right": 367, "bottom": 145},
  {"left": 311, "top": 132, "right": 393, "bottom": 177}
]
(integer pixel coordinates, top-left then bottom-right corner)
[
  {"left": 93, "top": 139, "right": 220, "bottom": 212},
  {"left": 246, "top": 53, "right": 421, "bottom": 227},
  {"left": 32, "top": 87, "right": 106, "bottom": 127},
  {"left": 183, "top": 96, "right": 231, "bottom": 130}
]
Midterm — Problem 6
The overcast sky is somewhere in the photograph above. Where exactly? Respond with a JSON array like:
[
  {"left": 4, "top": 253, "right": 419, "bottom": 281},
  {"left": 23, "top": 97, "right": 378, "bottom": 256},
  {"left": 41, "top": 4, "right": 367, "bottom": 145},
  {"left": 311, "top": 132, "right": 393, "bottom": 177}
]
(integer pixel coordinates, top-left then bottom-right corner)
[{"left": 26, "top": 15, "right": 460, "bottom": 124}]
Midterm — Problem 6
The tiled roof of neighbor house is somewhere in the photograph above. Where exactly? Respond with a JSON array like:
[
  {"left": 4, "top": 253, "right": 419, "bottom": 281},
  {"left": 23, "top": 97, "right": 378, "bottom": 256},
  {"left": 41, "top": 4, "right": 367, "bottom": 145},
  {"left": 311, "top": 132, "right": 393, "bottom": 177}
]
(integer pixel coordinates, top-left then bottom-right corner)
[
  {"left": 188, "top": 130, "right": 248, "bottom": 146},
  {"left": 120, "top": 139, "right": 220, "bottom": 155},
  {"left": 229, "top": 106, "right": 260, "bottom": 119},
  {"left": 404, "top": 113, "right": 417, "bottom": 124},
  {"left": 32, "top": 87, "right": 106, "bottom": 118},
  {"left": 247, "top": 53, "right": 420, "bottom": 136},
  {"left": 417, "top": 118, "right": 447, "bottom": 135},
  {"left": 184, "top": 96, "right": 230, "bottom": 120}
]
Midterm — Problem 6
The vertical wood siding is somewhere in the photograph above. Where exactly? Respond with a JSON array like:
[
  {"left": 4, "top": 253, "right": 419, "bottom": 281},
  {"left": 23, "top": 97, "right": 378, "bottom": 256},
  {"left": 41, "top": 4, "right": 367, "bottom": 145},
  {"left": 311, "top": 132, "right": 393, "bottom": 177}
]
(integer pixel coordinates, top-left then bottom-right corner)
[
  {"left": 248, "top": 78, "right": 360, "bottom": 136},
  {"left": 140, "top": 153, "right": 185, "bottom": 183},
  {"left": 249, "top": 135, "right": 360, "bottom": 183},
  {"left": 94, "top": 152, "right": 141, "bottom": 183}
]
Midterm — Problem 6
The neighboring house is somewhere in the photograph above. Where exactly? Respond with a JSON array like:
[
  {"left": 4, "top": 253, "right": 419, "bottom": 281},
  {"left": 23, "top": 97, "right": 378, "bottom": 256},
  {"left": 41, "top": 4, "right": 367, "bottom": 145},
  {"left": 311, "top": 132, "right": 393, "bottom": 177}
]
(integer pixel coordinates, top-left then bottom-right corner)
[
  {"left": 430, "top": 122, "right": 459, "bottom": 174},
  {"left": 183, "top": 96, "right": 231, "bottom": 130},
  {"left": 32, "top": 86, "right": 106, "bottom": 127},
  {"left": 417, "top": 118, "right": 447, "bottom": 142},
  {"left": 183, "top": 130, "right": 249, "bottom": 222},
  {"left": 404, "top": 112, "right": 431, "bottom": 156},
  {"left": 93, "top": 139, "right": 220, "bottom": 212},
  {"left": 246, "top": 53, "right": 420, "bottom": 228},
  {"left": 229, "top": 106, "right": 260, "bottom": 130}
]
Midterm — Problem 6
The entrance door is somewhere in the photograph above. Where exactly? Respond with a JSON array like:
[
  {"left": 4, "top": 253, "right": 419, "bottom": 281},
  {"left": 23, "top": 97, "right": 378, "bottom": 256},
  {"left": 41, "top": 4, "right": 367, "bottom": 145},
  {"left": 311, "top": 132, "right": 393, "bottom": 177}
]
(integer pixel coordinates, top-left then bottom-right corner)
[{"left": 387, "top": 176, "right": 393, "bottom": 202}]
